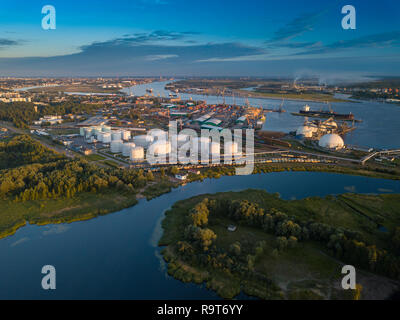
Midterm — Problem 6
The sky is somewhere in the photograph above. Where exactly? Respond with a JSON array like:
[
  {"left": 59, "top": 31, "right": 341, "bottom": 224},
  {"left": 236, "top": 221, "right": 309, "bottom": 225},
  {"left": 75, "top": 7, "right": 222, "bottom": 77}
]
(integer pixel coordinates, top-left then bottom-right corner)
[{"left": 0, "top": 0, "right": 399, "bottom": 79}]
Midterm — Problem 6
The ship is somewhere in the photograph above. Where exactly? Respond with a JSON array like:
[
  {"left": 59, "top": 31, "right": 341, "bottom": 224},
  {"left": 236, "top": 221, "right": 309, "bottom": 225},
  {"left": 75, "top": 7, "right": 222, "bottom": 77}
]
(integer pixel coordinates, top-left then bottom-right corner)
[
  {"left": 146, "top": 88, "right": 153, "bottom": 93},
  {"left": 292, "top": 104, "right": 357, "bottom": 121}
]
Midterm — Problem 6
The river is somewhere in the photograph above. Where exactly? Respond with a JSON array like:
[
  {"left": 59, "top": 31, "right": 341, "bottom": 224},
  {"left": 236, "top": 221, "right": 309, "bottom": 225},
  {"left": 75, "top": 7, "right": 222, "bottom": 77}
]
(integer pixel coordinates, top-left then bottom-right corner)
[
  {"left": 121, "top": 81, "right": 400, "bottom": 150},
  {"left": 0, "top": 171, "right": 399, "bottom": 299}
]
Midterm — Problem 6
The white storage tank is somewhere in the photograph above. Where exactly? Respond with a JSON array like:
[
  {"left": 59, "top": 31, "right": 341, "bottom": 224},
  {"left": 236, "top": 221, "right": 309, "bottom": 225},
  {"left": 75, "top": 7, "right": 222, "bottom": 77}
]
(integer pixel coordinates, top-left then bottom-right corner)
[
  {"left": 102, "top": 125, "right": 111, "bottom": 133},
  {"left": 318, "top": 134, "right": 344, "bottom": 149},
  {"left": 88, "top": 136, "right": 95, "bottom": 144},
  {"left": 224, "top": 141, "right": 239, "bottom": 155},
  {"left": 102, "top": 132, "right": 111, "bottom": 144},
  {"left": 133, "top": 134, "right": 154, "bottom": 148},
  {"left": 296, "top": 126, "right": 315, "bottom": 138},
  {"left": 111, "top": 130, "right": 122, "bottom": 141},
  {"left": 149, "top": 141, "right": 171, "bottom": 156},
  {"left": 130, "top": 146, "right": 145, "bottom": 162},
  {"left": 193, "top": 137, "right": 210, "bottom": 152},
  {"left": 210, "top": 142, "right": 221, "bottom": 156},
  {"left": 121, "top": 130, "right": 131, "bottom": 141},
  {"left": 84, "top": 127, "right": 93, "bottom": 139},
  {"left": 97, "top": 132, "right": 104, "bottom": 142},
  {"left": 170, "top": 134, "right": 190, "bottom": 146},
  {"left": 122, "top": 142, "right": 136, "bottom": 156},
  {"left": 79, "top": 127, "right": 86, "bottom": 136},
  {"left": 110, "top": 140, "right": 122, "bottom": 153},
  {"left": 149, "top": 129, "right": 168, "bottom": 141},
  {"left": 94, "top": 126, "right": 103, "bottom": 137}
]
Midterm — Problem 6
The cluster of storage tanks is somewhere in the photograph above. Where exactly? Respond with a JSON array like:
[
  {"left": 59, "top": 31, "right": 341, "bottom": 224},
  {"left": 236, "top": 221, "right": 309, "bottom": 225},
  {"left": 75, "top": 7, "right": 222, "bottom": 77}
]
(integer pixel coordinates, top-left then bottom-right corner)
[
  {"left": 80, "top": 125, "right": 144, "bottom": 161},
  {"left": 80, "top": 127, "right": 241, "bottom": 162}
]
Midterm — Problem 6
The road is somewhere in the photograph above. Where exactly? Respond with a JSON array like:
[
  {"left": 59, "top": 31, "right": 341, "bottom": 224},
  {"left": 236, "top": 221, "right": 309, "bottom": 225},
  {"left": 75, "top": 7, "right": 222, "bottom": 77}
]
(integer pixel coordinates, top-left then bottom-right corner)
[{"left": 0, "top": 121, "right": 76, "bottom": 158}]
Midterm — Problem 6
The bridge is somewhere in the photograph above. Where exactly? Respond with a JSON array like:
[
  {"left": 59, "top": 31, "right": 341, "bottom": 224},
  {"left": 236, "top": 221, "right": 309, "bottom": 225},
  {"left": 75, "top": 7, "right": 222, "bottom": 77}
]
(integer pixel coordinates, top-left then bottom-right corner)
[{"left": 361, "top": 149, "right": 400, "bottom": 165}]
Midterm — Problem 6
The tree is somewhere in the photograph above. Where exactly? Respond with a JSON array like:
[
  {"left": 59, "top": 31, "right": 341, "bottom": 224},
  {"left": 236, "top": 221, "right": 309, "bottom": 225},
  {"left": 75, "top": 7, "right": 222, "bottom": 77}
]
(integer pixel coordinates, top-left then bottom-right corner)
[
  {"left": 160, "top": 168, "right": 166, "bottom": 177},
  {"left": 170, "top": 166, "right": 179, "bottom": 175},
  {"left": 288, "top": 236, "right": 298, "bottom": 248},
  {"left": 194, "top": 228, "right": 217, "bottom": 251},
  {"left": 190, "top": 199, "right": 210, "bottom": 227},
  {"left": 146, "top": 170, "right": 154, "bottom": 181},
  {"left": 276, "top": 236, "right": 288, "bottom": 251},
  {"left": 229, "top": 242, "right": 241, "bottom": 256}
]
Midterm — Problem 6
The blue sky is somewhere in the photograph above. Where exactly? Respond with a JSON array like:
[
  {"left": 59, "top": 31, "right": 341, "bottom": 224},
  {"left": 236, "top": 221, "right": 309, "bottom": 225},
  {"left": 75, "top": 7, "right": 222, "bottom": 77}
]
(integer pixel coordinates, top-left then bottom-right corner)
[{"left": 0, "top": 0, "right": 399, "bottom": 78}]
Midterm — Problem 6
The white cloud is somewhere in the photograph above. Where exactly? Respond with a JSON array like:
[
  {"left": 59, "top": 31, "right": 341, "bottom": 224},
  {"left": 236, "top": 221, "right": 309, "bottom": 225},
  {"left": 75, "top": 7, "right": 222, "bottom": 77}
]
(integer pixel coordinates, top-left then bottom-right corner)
[{"left": 145, "top": 54, "right": 179, "bottom": 61}]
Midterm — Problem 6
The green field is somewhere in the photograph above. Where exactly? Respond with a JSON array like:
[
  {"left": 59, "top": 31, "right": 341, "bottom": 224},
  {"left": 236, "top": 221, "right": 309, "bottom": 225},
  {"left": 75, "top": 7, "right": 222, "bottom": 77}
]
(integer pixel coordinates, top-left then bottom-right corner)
[
  {"left": 103, "top": 159, "right": 121, "bottom": 168},
  {"left": 84, "top": 154, "right": 106, "bottom": 161}
]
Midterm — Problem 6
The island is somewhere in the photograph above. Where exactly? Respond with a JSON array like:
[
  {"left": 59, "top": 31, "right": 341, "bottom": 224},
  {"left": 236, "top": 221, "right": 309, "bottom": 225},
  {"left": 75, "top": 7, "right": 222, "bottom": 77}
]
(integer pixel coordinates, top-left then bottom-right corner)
[{"left": 159, "top": 189, "right": 400, "bottom": 300}]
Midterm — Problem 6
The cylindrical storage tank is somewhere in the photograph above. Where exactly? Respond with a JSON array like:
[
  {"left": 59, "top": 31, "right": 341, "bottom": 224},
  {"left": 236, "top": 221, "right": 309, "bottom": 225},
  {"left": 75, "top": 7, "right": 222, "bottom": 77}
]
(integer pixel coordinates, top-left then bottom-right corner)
[
  {"left": 121, "top": 130, "right": 131, "bottom": 141},
  {"left": 117, "top": 140, "right": 124, "bottom": 153},
  {"left": 110, "top": 140, "right": 122, "bottom": 153},
  {"left": 149, "top": 141, "right": 171, "bottom": 156},
  {"left": 102, "top": 132, "right": 111, "bottom": 144},
  {"left": 170, "top": 134, "right": 190, "bottom": 146},
  {"left": 122, "top": 142, "right": 136, "bottom": 156},
  {"left": 90, "top": 127, "right": 97, "bottom": 136},
  {"left": 101, "top": 125, "right": 111, "bottom": 133},
  {"left": 94, "top": 127, "right": 102, "bottom": 137},
  {"left": 97, "top": 132, "right": 104, "bottom": 142},
  {"left": 210, "top": 142, "right": 220, "bottom": 156},
  {"left": 111, "top": 130, "right": 122, "bottom": 141},
  {"left": 149, "top": 129, "right": 168, "bottom": 142},
  {"left": 133, "top": 135, "right": 154, "bottom": 148},
  {"left": 296, "top": 126, "right": 313, "bottom": 138},
  {"left": 79, "top": 127, "right": 85, "bottom": 136},
  {"left": 130, "top": 146, "right": 145, "bottom": 162},
  {"left": 193, "top": 137, "right": 210, "bottom": 152},
  {"left": 84, "top": 127, "right": 92, "bottom": 139},
  {"left": 224, "top": 141, "right": 239, "bottom": 155}
]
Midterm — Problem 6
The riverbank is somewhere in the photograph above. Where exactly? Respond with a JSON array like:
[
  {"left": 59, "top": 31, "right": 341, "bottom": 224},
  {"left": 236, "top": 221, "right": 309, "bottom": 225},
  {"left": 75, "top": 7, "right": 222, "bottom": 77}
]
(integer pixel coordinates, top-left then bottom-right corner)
[
  {"left": 237, "top": 89, "right": 348, "bottom": 103},
  {"left": 159, "top": 189, "right": 400, "bottom": 300},
  {"left": 0, "top": 190, "right": 138, "bottom": 239},
  {"left": 0, "top": 161, "right": 398, "bottom": 241}
]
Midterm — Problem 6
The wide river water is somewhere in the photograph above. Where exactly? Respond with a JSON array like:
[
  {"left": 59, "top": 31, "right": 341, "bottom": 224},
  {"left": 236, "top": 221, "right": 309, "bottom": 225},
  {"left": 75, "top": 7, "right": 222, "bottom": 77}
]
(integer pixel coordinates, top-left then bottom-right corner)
[{"left": 0, "top": 171, "right": 399, "bottom": 299}]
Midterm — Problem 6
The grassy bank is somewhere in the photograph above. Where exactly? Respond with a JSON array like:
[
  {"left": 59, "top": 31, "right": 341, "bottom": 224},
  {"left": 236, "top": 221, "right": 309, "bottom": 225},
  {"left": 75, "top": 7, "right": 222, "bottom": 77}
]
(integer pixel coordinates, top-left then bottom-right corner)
[
  {"left": 0, "top": 190, "right": 138, "bottom": 239},
  {"left": 242, "top": 90, "right": 348, "bottom": 102}
]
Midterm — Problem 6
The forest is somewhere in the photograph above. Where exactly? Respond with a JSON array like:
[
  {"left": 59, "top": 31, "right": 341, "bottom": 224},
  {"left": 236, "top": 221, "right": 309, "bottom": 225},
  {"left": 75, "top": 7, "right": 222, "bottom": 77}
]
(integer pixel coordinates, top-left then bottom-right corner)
[
  {"left": 0, "top": 135, "right": 153, "bottom": 201},
  {"left": 0, "top": 101, "right": 101, "bottom": 128},
  {"left": 0, "top": 135, "right": 155, "bottom": 236},
  {"left": 0, "top": 134, "right": 64, "bottom": 169}
]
